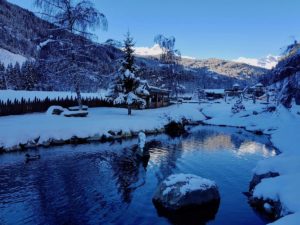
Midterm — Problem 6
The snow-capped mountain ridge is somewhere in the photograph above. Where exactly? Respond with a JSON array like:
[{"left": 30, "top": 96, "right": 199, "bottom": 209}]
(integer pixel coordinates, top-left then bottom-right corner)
[
  {"left": 234, "top": 55, "right": 280, "bottom": 70},
  {"left": 134, "top": 44, "right": 195, "bottom": 59}
]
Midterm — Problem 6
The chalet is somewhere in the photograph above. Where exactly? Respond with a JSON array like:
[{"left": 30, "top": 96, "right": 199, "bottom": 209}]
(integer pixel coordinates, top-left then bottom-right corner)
[
  {"left": 204, "top": 89, "right": 224, "bottom": 100},
  {"left": 247, "top": 83, "right": 265, "bottom": 97},
  {"left": 142, "top": 83, "right": 171, "bottom": 108},
  {"left": 225, "top": 83, "right": 243, "bottom": 97}
]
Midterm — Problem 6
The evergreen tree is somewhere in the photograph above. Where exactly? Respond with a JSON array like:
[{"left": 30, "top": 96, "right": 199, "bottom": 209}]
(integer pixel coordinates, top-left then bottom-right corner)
[
  {"left": 122, "top": 32, "right": 136, "bottom": 73},
  {"left": 0, "top": 62, "right": 6, "bottom": 90},
  {"left": 108, "top": 32, "right": 149, "bottom": 115},
  {"left": 13, "top": 62, "right": 23, "bottom": 90},
  {"left": 22, "top": 61, "right": 39, "bottom": 90},
  {"left": 6, "top": 63, "right": 15, "bottom": 89}
]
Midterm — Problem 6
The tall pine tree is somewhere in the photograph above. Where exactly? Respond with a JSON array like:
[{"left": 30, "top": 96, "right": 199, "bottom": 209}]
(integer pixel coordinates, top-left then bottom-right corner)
[
  {"left": 0, "top": 62, "right": 6, "bottom": 90},
  {"left": 108, "top": 32, "right": 149, "bottom": 115}
]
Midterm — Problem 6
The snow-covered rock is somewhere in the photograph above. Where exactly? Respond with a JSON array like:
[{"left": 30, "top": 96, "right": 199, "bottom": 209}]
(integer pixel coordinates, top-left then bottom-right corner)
[
  {"left": 153, "top": 174, "right": 220, "bottom": 212},
  {"left": 63, "top": 110, "right": 88, "bottom": 117},
  {"left": 68, "top": 105, "right": 88, "bottom": 111},
  {"left": 46, "top": 106, "right": 66, "bottom": 115}
]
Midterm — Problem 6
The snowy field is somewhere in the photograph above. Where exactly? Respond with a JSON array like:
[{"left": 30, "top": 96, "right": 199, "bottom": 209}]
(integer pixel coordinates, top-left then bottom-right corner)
[
  {"left": 0, "top": 90, "right": 108, "bottom": 102},
  {"left": 0, "top": 103, "right": 205, "bottom": 150},
  {"left": 0, "top": 97, "right": 299, "bottom": 224}
]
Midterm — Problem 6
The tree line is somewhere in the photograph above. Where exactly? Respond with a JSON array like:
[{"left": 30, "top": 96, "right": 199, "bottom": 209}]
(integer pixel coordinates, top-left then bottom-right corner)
[
  {"left": 0, "top": 96, "right": 112, "bottom": 116},
  {"left": 0, "top": 61, "right": 41, "bottom": 91}
]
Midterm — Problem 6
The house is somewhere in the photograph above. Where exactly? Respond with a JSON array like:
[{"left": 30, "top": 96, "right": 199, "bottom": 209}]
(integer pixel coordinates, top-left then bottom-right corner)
[
  {"left": 142, "top": 83, "right": 170, "bottom": 108},
  {"left": 247, "top": 83, "right": 265, "bottom": 97},
  {"left": 204, "top": 89, "right": 225, "bottom": 100},
  {"left": 225, "top": 84, "right": 243, "bottom": 97}
]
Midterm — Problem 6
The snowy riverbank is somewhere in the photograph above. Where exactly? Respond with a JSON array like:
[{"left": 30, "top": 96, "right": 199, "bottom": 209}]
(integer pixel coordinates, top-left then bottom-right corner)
[
  {"left": 0, "top": 99, "right": 299, "bottom": 224},
  {"left": 0, "top": 103, "right": 205, "bottom": 151},
  {"left": 202, "top": 100, "right": 300, "bottom": 225}
]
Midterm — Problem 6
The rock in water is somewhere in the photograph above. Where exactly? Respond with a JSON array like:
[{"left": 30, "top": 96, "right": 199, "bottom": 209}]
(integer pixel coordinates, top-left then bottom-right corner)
[{"left": 153, "top": 174, "right": 220, "bottom": 223}]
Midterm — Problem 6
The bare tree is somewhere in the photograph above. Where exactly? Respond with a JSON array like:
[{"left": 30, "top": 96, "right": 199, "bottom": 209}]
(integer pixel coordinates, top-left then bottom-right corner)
[
  {"left": 154, "top": 34, "right": 184, "bottom": 100},
  {"left": 35, "top": 0, "right": 108, "bottom": 109}
]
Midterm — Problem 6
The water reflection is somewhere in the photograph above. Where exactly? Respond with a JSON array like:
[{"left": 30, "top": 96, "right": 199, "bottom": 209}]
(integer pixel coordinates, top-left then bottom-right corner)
[{"left": 0, "top": 126, "right": 275, "bottom": 225}]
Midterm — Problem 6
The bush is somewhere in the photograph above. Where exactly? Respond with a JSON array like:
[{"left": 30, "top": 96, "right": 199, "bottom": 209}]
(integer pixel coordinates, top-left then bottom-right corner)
[
  {"left": 231, "top": 100, "right": 245, "bottom": 114},
  {"left": 164, "top": 120, "right": 186, "bottom": 137}
]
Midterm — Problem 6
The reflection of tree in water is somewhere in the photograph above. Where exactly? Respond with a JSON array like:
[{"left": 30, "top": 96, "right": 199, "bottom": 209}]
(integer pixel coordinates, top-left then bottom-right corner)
[
  {"left": 229, "top": 134, "right": 244, "bottom": 150},
  {"left": 32, "top": 153, "right": 119, "bottom": 225},
  {"left": 109, "top": 147, "right": 147, "bottom": 204}
]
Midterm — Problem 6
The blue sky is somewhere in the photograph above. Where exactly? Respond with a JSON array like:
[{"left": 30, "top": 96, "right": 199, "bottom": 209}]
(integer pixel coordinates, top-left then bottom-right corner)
[{"left": 8, "top": 0, "right": 300, "bottom": 60}]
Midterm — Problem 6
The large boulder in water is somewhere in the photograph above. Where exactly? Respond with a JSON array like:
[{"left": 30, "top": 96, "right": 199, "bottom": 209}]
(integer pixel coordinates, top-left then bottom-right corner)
[{"left": 153, "top": 174, "right": 220, "bottom": 223}]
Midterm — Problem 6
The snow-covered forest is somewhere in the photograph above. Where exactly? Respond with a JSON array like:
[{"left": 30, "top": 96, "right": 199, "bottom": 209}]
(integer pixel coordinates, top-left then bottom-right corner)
[{"left": 0, "top": 0, "right": 300, "bottom": 225}]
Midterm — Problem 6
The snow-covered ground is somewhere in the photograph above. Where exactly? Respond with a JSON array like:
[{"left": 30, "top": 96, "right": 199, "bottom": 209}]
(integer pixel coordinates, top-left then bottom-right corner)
[
  {"left": 0, "top": 48, "right": 29, "bottom": 66},
  {"left": 201, "top": 98, "right": 300, "bottom": 225},
  {"left": 0, "top": 103, "right": 205, "bottom": 150},
  {"left": 0, "top": 96, "right": 299, "bottom": 224},
  {"left": 0, "top": 90, "right": 107, "bottom": 102}
]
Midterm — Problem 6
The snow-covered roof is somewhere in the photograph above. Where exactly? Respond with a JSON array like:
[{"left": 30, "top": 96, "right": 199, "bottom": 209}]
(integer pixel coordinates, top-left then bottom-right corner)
[
  {"left": 204, "top": 89, "right": 225, "bottom": 94},
  {"left": 145, "top": 84, "right": 170, "bottom": 94}
]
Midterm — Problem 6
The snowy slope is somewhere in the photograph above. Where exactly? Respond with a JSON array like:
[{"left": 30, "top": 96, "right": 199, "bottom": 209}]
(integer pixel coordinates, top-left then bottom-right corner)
[
  {"left": 0, "top": 48, "right": 28, "bottom": 66},
  {"left": 234, "top": 55, "right": 280, "bottom": 70}
]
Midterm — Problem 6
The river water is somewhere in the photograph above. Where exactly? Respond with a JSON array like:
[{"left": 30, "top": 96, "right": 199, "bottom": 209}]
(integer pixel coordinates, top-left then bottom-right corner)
[{"left": 0, "top": 126, "right": 276, "bottom": 225}]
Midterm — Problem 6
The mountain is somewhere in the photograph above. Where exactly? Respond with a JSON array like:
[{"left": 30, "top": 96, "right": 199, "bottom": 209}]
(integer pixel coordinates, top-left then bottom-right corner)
[
  {"left": 234, "top": 55, "right": 280, "bottom": 70},
  {"left": 265, "top": 44, "right": 300, "bottom": 107},
  {"left": 134, "top": 44, "right": 163, "bottom": 57},
  {"left": 0, "top": 48, "right": 28, "bottom": 66},
  {"left": 0, "top": 0, "right": 268, "bottom": 92}
]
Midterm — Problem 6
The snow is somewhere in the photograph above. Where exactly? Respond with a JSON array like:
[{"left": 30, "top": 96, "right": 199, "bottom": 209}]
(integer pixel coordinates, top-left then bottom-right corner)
[
  {"left": 134, "top": 44, "right": 196, "bottom": 59},
  {"left": 0, "top": 103, "right": 205, "bottom": 150},
  {"left": 0, "top": 48, "right": 28, "bottom": 67},
  {"left": 138, "top": 132, "right": 146, "bottom": 149},
  {"left": 0, "top": 92, "right": 300, "bottom": 225},
  {"left": 270, "top": 213, "right": 300, "bottom": 225},
  {"left": 253, "top": 174, "right": 300, "bottom": 217},
  {"left": 200, "top": 98, "right": 300, "bottom": 225},
  {"left": 46, "top": 105, "right": 66, "bottom": 115},
  {"left": 0, "top": 90, "right": 107, "bottom": 102},
  {"left": 162, "top": 174, "right": 216, "bottom": 196},
  {"left": 233, "top": 55, "right": 280, "bottom": 70},
  {"left": 134, "top": 44, "right": 163, "bottom": 57},
  {"left": 204, "top": 89, "right": 225, "bottom": 94},
  {"left": 37, "top": 39, "right": 55, "bottom": 50}
]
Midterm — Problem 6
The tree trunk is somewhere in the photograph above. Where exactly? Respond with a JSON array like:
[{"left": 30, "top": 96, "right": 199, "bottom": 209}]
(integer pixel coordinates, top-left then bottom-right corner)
[
  {"left": 128, "top": 105, "right": 132, "bottom": 115},
  {"left": 76, "top": 84, "right": 83, "bottom": 110}
]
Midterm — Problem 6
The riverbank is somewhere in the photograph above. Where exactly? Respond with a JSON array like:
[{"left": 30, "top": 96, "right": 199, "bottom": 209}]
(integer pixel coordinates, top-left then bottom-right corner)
[
  {"left": 0, "top": 104, "right": 205, "bottom": 152},
  {"left": 0, "top": 99, "right": 299, "bottom": 224},
  {"left": 201, "top": 100, "right": 300, "bottom": 225}
]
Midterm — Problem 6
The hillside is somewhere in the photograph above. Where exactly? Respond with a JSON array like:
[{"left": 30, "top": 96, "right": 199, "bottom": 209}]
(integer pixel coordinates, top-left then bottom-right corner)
[
  {"left": 0, "top": 0, "right": 268, "bottom": 92},
  {"left": 268, "top": 43, "right": 300, "bottom": 106}
]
